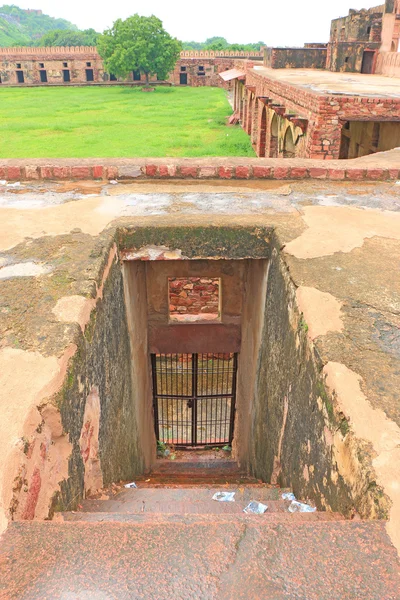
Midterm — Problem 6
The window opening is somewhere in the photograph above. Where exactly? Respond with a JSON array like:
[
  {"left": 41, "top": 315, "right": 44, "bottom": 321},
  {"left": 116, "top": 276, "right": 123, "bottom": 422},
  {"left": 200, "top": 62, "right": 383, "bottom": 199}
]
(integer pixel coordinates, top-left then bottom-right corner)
[
  {"left": 86, "top": 62, "right": 91, "bottom": 67},
  {"left": 110, "top": 73, "right": 117, "bottom": 81},
  {"left": 169, "top": 277, "right": 221, "bottom": 323},
  {"left": 63, "top": 62, "right": 68, "bottom": 68},
  {"left": 39, "top": 62, "right": 44, "bottom": 68}
]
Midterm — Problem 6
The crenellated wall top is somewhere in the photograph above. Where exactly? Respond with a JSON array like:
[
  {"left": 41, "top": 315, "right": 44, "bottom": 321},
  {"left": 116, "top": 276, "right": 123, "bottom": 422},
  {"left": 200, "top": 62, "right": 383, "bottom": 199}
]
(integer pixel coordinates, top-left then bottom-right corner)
[
  {"left": 0, "top": 46, "right": 99, "bottom": 55},
  {"left": 179, "top": 50, "right": 263, "bottom": 58}
]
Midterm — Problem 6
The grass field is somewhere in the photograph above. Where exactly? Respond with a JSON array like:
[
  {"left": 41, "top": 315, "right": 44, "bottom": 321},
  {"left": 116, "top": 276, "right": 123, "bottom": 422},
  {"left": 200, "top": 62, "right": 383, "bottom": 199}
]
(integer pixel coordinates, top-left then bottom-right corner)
[{"left": 0, "top": 86, "right": 255, "bottom": 158}]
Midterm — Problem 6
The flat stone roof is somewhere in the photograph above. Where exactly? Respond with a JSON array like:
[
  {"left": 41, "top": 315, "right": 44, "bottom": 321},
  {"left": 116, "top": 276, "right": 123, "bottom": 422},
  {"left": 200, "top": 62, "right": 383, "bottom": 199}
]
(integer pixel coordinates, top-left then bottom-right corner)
[{"left": 252, "top": 66, "right": 400, "bottom": 98}]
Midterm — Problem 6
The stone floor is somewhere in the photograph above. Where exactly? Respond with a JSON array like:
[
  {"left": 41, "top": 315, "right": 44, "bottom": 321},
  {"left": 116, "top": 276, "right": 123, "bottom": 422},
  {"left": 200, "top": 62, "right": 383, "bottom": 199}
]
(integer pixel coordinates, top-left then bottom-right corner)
[{"left": 1, "top": 459, "right": 399, "bottom": 599}]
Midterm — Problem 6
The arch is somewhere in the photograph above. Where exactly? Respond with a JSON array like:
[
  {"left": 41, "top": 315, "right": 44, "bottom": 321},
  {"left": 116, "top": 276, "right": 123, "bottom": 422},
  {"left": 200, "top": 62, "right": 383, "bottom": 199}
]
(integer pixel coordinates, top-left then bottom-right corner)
[
  {"left": 246, "top": 93, "right": 254, "bottom": 135},
  {"left": 251, "top": 99, "right": 259, "bottom": 146},
  {"left": 283, "top": 127, "right": 296, "bottom": 159},
  {"left": 269, "top": 113, "right": 279, "bottom": 158},
  {"left": 258, "top": 105, "right": 267, "bottom": 157}
]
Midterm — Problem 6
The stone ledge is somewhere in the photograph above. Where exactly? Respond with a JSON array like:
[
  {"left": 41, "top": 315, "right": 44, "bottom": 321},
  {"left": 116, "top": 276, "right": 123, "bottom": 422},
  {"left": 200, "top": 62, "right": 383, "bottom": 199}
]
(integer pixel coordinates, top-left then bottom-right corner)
[{"left": 0, "top": 155, "right": 399, "bottom": 183}]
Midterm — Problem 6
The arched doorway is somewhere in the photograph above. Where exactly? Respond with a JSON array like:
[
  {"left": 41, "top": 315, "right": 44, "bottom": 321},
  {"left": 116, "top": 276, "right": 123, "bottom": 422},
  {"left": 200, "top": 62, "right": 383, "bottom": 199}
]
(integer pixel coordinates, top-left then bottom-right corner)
[
  {"left": 258, "top": 106, "right": 267, "bottom": 157},
  {"left": 251, "top": 99, "right": 259, "bottom": 147},
  {"left": 283, "top": 127, "right": 295, "bottom": 158},
  {"left": 269, "top": 114, "right": 279, "bottom": 158},
  {"left": 246, "top": 94, "right": 253, "bottom": 135}
]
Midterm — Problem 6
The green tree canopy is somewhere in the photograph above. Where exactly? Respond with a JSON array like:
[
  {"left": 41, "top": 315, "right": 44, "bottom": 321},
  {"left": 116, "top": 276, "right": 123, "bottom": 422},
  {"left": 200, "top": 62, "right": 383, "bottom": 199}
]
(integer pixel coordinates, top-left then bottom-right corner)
[
  {"left": 37, "top": 28, "right": 99, "bottom": 47},
  {"left": 98, "top": 14, "right": 182, "bottom": 85}
]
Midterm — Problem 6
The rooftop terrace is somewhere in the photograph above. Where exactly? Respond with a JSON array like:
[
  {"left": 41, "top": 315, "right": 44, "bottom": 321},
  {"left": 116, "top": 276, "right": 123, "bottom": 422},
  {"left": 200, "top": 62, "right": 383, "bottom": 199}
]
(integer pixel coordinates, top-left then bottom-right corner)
[{"left": 252, "top": 66, "right": 400, "bottom": 98}]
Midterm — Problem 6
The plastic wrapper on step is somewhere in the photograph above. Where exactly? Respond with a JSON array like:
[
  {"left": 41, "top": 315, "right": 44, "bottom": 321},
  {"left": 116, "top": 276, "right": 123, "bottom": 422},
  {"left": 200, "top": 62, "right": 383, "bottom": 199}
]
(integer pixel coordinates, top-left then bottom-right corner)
[
  {"left": 282, "top": 492, "right": 296, "bottom": 502},
  {"left": 212, "top": 491, "right": 235, "bottom": 502},
  {"left": 124, "top": 482, "right": 138, "bottom": 489},
  {"left": 288, "top": 500, "right": 316, "bottom": 513},
  {"left": 243, "top": 501, "right": 268, "bottom": 514}
]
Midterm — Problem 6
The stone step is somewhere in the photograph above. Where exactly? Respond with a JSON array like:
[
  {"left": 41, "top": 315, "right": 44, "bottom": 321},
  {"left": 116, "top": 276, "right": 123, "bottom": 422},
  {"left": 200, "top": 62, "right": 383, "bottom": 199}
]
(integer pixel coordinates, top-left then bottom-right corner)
[
  {"left": 1, "top": 520, "right": 398, "bottom": 599},
  {"left": 80, "top": 485, "right": 285, "bottom": 513},
  {"left": 62, "top": 510, "right": 344, "bottom": 523}
]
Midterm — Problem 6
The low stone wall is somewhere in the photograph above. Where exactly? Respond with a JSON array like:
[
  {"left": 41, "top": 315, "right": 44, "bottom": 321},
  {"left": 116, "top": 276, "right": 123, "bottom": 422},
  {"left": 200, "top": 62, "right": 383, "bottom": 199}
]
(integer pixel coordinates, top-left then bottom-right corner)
[
  {"left": 249, "top": 237, "right": 391, "bottom": 519},
  {"left": 0, "top": 156, "right": 399, "bottom": 182}
]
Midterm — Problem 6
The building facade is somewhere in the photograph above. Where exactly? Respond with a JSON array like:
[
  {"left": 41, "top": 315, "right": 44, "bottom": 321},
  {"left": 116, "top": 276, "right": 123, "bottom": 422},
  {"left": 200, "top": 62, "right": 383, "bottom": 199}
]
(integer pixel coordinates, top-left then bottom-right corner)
[{"left": 0, "top": 47, "right": 263, "bottom": 87}]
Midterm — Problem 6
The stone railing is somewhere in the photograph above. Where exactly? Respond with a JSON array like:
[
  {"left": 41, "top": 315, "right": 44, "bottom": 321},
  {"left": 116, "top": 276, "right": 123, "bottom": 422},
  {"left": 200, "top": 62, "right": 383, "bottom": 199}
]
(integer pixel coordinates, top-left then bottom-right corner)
[
  {"left": 180, "top": 50, "right": 263, "bottom": 58},
  {"left": 375, "top": 51, "right": 400, "bottom": 76}
]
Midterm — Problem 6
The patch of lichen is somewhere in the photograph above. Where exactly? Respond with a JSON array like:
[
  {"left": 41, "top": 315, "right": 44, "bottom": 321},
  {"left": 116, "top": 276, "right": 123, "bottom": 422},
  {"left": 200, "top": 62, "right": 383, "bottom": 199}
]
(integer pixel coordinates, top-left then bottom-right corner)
[{"left": 117, "top": 226, "right": 274, "bottom": 259}]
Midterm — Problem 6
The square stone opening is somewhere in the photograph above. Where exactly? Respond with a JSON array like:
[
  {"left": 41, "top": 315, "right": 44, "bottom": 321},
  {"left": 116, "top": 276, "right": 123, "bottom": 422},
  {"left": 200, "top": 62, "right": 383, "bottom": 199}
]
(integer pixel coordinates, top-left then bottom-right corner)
[{"left": 168, "top": 276, "right": 221, "bottom": 323}]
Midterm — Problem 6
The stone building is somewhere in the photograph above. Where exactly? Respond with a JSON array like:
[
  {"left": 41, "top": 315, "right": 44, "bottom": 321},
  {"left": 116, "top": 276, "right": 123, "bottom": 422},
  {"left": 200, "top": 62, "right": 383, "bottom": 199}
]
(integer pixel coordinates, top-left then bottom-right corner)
[
  {"left": 326, "top": 1, "right": 400, "bottom": 73},
  {"left": 230, "top": 66, "right": 400, "bottom": 159},
  {"left": 0, "top": 47, "right": 262, "bottom": 87}
]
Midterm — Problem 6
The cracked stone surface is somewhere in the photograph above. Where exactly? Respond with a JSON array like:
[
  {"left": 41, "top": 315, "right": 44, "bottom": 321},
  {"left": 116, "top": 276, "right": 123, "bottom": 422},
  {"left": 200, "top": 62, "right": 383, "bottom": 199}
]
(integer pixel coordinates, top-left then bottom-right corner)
[
  {"left": 0, "top": 519, "right": 399, "bottom": 599},
  {"left": 1, "top": 177, "right": 400, "bottom": 563}
]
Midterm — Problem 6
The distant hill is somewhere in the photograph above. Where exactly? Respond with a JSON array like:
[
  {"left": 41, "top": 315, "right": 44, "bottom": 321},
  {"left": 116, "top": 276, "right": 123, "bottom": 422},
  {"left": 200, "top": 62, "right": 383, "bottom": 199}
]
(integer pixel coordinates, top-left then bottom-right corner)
[{"left": 0, "top": 4, "right": 78, "bottom": 47}]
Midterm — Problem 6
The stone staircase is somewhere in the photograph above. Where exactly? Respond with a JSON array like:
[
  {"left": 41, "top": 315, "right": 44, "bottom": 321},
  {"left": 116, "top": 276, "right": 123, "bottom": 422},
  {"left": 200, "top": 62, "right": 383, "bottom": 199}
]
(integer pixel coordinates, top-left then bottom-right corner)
[{"left": 1, "top": 459, "right": 399, "bottom": 599}]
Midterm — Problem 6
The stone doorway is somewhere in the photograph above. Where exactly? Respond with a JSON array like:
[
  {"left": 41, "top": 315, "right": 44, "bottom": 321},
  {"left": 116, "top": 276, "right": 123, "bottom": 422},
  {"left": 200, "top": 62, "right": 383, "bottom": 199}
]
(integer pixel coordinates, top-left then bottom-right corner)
[{"left": 151, "top": 352, "right": 238, "bottom": 447}]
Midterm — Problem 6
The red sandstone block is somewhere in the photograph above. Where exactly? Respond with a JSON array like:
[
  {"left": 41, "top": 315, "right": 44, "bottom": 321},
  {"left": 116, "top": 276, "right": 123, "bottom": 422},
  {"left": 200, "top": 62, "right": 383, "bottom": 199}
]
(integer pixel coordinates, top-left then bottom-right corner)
[
  {"left": 93, "top": 165, "right": 104, "bottom": 179},
  {"left": 346, "top": 169, "right": 366, "bottom": 180},
  {"left": 159, "top": 165, "right": 177, "bottom": 177},
  {"left": 389, "top": 168, "right": 400, "bottom": 180},
  {"left": 53, "top": 166, "right": 71, "bottom": 179},
  {"left": 145, "top": 164, "right": 158, "bottom": 177},
  {"left": 366, "top": 168, "right": 388, "bottom": 181},
  {"left": 253, "top": 166, "right": 272, "bottom": 178},
  {"left": 158, "top": 165, "right": 169, "bottom": 177},
  {"left": 235, "top": 165, "right": 250, "bottom": 179},
  {"left": 107, "top": 166, "right": 119, "bottom": 179},
  {"left": 199, "top": 167, "right": 217, "bottom": 178},
  {"left": 180, "top": 166, "right": 198, "bottom": 178},
  {"left": 0, "top": 167, "right": 5, "bottom": 179},
  {"left": 290, "top": 167, "right": 309, "bottom": 179},
  {"left": 25, "top": 166, "right": 40, "bottom": 180},
  {"left": 219, "top": 166, "right": 233, "bottom": 179},
  {"left": 7, "top": 166, "right": 21, "bottom": 180},
  {"left": 72, "top": 166, "right": 91, "bottom": 180},
  {"left": 273, "top": 166, "right": 290, "bottom": 179},
  {"left": 327, "top": 169, "right": 345, "bottom": 180},
  {"left": 309, "top": 168, "right": 327, "bottom": 179},
  {"left": 40, "top": 167, "right": 53, "bottom": 180}
]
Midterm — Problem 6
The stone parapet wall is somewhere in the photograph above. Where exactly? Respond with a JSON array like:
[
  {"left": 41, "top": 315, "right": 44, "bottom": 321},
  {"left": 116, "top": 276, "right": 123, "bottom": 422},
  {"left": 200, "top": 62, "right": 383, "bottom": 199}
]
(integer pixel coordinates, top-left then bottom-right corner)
[
  {"left": 180, "top": 50, "right": 263, "bottom": 58},
  {"left": 0, "top": 46, "right": 98, "bottom": 56},
  {"left": 0, "top": 156, "right": 399, "bottom": 181}
]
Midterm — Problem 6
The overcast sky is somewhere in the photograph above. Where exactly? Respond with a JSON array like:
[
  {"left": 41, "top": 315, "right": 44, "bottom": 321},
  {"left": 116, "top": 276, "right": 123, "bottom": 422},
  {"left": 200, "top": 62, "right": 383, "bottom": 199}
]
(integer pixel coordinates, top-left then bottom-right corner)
[{"left": 14, "top": 1, "right": 378, "bottom": 46}]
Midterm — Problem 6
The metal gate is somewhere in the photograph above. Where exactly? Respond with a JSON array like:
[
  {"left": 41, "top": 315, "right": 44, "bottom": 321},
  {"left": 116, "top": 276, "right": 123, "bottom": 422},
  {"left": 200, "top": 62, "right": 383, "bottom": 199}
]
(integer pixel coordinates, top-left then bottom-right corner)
[{"left": 151, "top": 353, "right": 238, "bottom": 447}]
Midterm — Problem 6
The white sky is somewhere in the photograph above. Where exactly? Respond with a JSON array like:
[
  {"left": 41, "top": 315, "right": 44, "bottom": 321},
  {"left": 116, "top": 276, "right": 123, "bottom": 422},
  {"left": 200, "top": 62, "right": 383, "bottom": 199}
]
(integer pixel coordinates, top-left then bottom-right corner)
[{"left": 14, "top": 1, "right": 380, "bottom": 46}]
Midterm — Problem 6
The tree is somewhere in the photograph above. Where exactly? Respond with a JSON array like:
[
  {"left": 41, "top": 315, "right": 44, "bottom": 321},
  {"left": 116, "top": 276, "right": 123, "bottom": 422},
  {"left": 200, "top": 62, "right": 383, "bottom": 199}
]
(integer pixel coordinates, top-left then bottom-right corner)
[
  {"left": 37, "top": 28, "right": 99, "bottom": 47},
  {"left": 98, "top": 14, "right": 182, "bottom": 86}
]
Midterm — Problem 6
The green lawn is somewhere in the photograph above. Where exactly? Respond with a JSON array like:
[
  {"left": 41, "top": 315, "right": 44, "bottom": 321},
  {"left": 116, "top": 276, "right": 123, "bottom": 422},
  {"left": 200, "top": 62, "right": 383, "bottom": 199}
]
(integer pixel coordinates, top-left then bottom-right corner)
[{"left": 0, "top": 86, "right": 255, "bottom": 158}]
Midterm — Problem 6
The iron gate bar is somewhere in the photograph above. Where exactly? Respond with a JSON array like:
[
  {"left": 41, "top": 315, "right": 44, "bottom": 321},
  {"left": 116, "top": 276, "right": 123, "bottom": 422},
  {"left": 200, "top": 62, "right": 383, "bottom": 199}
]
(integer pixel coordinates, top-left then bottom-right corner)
[{"left": 151, "top": 353, "right": 238, "bottom": 447}]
